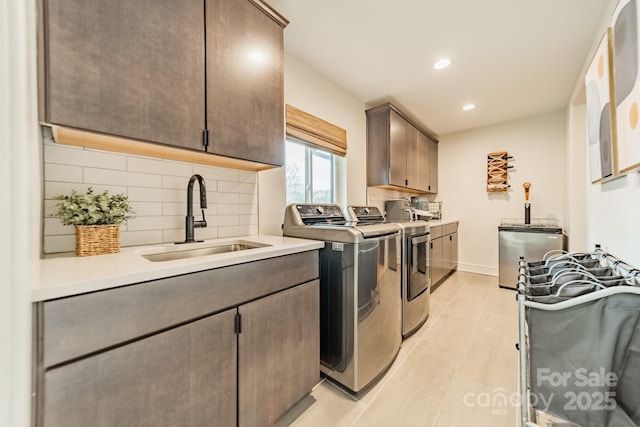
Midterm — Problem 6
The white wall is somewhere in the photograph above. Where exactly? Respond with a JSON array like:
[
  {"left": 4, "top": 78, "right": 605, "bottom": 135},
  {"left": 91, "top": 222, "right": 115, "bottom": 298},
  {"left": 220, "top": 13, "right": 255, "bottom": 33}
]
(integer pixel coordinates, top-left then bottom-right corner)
[
  {"left": 438, "top": 111, "right": 566, "bottom": 275},
  {"left": 258, "top": 52, "right": 368, "bottom": 235},
  {"left": 564, "top": 103, "right": 589, "bottom": 251},
  {"left": 586, "top": 165, "right": 640, "bottom": 266},
  {"left": 1, "top": 0, "right": 40, "bottom": 425}
]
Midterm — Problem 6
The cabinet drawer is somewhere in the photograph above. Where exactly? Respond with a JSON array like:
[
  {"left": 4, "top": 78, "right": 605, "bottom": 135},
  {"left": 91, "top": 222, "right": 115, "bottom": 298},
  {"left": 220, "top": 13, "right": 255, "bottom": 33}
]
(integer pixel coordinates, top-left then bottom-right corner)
[
  {"left": 41, "top": 250, "right": 319, "bottom": 367},
  {"left": 430, "top": 225, "right": 442, "bottom": 239},
  {"left": 443, "top": 222, "right": 458, "bottom": 235}
]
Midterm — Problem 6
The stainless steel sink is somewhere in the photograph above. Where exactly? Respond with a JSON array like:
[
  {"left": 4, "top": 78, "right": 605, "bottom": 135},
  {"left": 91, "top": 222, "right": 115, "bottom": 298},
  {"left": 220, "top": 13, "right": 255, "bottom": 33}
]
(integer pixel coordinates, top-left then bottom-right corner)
[{"left": 142, "top": 241, "right": 270, "bottom": 262}]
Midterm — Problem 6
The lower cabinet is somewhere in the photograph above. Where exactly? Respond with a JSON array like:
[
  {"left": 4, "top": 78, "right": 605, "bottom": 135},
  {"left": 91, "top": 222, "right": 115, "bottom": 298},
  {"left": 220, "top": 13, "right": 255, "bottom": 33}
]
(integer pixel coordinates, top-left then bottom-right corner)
[
  {"left": 430, "top": 223, "right": 459, "bottom": 288},
  {"left": 430, "top": 234, "right": 445, "bottom": 286},
  {"left": 43, "top": 310, "right": 238, "bottom": 427},
  {"left": 445, "top": 231, "right": 458, "bottom": 272},
  {"left": 239, "top": 281, "right": 319, "bottom": 426},
  {"left": 34, "top": 251, "right": 320, "bottom": 427}
]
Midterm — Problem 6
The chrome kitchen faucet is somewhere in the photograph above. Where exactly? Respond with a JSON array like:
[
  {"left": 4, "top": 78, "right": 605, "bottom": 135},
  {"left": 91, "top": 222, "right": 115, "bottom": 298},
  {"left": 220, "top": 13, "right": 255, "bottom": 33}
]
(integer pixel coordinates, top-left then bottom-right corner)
[{"left": 179, "top": 174, "right": 207, "bottom": 244}]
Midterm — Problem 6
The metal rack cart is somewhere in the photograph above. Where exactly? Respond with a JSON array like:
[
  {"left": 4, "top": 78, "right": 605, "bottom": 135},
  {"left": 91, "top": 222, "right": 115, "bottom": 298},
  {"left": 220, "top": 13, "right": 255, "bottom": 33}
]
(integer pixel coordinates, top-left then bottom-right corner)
[{"left": 517, "top": 247, "right": 640, "bottom": 427}]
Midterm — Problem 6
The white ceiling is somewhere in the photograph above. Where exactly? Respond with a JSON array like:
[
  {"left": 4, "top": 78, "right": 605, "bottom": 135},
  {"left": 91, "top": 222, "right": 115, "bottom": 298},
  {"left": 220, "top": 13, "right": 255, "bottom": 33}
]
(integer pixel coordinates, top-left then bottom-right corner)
[{"left": 268, "top": 0, "right": 611, "bottom": 136}]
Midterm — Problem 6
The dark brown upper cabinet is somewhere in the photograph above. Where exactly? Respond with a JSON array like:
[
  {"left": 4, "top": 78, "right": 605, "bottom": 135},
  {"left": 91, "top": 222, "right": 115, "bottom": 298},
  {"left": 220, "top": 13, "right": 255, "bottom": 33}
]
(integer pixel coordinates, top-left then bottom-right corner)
[
  {"left": 41, "top": 0, "right": 206, "bottom": 151},
  {"left": 366, "top": 103, "right": 438, "bottom": 193},
  {"left": 39, "top": 0, "right": 288, "bottom": 167},
  {"left": 206, "top": 0, "right": 286, "bottom": 166}
]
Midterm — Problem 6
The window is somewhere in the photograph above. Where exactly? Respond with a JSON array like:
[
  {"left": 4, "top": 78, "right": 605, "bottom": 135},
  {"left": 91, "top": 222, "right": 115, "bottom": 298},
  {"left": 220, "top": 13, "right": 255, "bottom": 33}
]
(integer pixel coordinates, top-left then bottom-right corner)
[{"left": 285, "top": 139, "right": 335, "bottom": 204}]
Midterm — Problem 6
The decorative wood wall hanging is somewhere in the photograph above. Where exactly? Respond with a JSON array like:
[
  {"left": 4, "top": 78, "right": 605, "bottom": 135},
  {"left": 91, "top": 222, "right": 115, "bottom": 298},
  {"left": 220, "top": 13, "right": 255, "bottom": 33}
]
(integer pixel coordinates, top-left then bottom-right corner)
[{"left": 487, "top": 151, "right": 512, "bottom": 192}]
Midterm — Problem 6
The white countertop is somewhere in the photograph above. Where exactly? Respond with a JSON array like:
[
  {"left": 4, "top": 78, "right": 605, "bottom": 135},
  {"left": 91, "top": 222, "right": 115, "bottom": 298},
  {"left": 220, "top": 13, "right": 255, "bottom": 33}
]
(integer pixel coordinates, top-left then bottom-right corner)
[
  {"left": 34, "top": 235, "right": 324, "bottom": 302},
  {"left": 427, "top": 219, "right": 459, "bottom": 227}
]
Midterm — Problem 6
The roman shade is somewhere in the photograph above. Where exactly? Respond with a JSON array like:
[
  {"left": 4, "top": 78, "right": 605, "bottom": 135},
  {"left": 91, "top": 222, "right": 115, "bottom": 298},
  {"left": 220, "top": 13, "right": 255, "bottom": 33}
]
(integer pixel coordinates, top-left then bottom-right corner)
[{"left": 285, "top": 104, "right": 347, "bottom": 156}]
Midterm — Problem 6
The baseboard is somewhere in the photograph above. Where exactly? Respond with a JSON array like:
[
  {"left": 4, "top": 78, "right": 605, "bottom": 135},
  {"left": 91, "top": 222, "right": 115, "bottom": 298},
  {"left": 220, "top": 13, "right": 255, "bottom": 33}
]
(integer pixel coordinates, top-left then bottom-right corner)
[{"left": 456, "top": 263, "right": 497, "bottom": 277}]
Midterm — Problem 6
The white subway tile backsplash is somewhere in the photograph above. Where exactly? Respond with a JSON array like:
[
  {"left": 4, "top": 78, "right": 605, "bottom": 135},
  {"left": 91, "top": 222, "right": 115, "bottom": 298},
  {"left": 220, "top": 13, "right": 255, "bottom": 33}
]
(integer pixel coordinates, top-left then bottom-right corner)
[
  {"left": 207, "top": 215, "right": 239, "bottom": 227},
  {"left": 162, "top": 202, "right": 188, "bottom": 216},
  {"left": 45, "top": 143, "right": 126, "bottom": 170},
  {"left": 238, "top": 171, "right": 257, "bottom": 184},
  {"left": 194, "top": 227, "right": 219, "bottom": 241},
  {"left": 43, "top": 145, "right": 262, "bottom": 253},
  {"left": 43, "top": 217, "right": 74, "bottom": 236},
  {"left": 163, "top": 228, "right": 187, "bottom": 243},
  {"left": 218, "top": 225, "right": 258, "bottom": 238},
  {"left": 129, "top": 202, "right": 163, "bottom": 217},
  {"left": 84, "top": 168, "right": 162, "bottom": 188},
  {"left": 120, "top": 230, "right": 164, "bottom": 247},
  {"left": 239, "top": 193, "right": 258, "bottom": 204},
  {"left": 217, "top": 181, "right": 257, "bottom": 194},
  {"left": 210, "top": 191, "right": 239, "bottom": 204},
  {"left": 126, "top": 215, "right": 183, "bottom": 232},
  {"left": 193, "top": 165, "right": 239, "bottom": 182},
  {"left": 127, "top": 156, "right": 193, "bottom": 177},
  {"left": 217, "top": 203, "right": 258, "bottom": 215},
  {"left": 44, "top": 182, "right": 127, "bottom": 200},
  {"left": 164, "top": 226, "right": 219, "bottom": 243},
  {"left": 44, "top": 163, "right": 83, "bottom": 183},
  {"left": 162, "top": 175, "right": 216, "bottom": 191},
  {"left": 43, "top": 234, "right": 76, "bottom": 254},
  {"left": 239, "top": 214, "right": 258, "bottom": 225},
  {"left": 127, "top": 187, "right": 182, "bottom": 203}
]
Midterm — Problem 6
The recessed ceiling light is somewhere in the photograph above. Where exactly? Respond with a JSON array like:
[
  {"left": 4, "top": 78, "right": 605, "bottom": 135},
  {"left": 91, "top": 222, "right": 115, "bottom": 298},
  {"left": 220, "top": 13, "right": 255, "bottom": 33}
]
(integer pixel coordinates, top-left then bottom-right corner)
[
  {"left": 433, "top": 59, "right": 451, "bottom": 70},
  {"left": 462, "top": 104, "right": 476, "bottom": 111}
]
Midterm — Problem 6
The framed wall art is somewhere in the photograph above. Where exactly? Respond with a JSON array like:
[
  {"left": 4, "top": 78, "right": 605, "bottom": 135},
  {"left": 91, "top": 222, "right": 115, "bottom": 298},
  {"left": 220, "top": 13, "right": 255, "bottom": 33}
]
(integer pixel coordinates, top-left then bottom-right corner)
[
  {"left": 585, "top": 28, "right": 616, "bottom": 183},
  {"left": 613, "top": 0, "right": 640, "bottom": 173}
]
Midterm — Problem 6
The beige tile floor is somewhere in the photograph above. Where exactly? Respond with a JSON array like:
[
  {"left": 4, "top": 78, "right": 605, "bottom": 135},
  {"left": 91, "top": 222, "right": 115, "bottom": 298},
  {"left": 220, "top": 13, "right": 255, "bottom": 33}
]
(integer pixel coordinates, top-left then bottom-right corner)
[{"left": 277, "top": 271, "right": 521, "bottom": 427}]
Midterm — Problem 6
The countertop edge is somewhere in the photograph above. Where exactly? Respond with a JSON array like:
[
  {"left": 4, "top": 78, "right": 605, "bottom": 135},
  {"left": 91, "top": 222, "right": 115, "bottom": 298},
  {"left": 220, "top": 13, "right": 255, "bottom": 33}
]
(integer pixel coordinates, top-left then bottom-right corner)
[
  {"left": 428, "top": 219, "right": 459, "bottom": 227},
  {"left": 33, "top": 235, "right": 324, "bottom": 302}
]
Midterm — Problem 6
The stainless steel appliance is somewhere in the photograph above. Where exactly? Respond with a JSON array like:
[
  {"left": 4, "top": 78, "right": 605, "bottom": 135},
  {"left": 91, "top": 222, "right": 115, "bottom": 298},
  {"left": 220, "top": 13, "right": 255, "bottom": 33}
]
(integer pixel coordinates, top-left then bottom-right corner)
[
  {"left": 411, "top": 196, "right": 442, "bottom": 219},
  {"left": 498, "top": 219, "right": 564, "bottom": 290},
  {"left": 383, "top": 200, "right": 431, "bottom": 337},
  {"left": 282, "top": 204, "right": 401, "bottom": 393}
]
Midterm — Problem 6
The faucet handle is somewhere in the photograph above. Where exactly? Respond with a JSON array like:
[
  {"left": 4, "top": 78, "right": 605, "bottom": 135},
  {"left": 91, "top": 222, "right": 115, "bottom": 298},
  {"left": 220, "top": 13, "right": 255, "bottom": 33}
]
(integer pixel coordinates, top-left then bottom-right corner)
[{"left": 194, "top": 209, "right": 207, "bottom": 229}]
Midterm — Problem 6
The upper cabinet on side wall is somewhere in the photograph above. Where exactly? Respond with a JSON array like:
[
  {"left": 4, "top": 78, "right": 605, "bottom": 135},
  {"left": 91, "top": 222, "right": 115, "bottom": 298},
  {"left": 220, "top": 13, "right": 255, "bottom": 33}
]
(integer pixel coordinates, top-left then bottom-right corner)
[
  {"left": 428, "top": 135, "right": 438, "bottom": 193},
  {"left": 39, "top": 0, "right": 288, "bottom": 167},
  {"left": 366, "top": 103, "right": 438, "bottom": 193}
]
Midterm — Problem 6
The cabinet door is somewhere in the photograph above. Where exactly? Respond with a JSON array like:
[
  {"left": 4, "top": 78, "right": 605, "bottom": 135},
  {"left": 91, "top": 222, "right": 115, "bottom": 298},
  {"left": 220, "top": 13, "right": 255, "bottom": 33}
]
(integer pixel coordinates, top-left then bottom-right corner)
[
  {"left": 417, "top": 131, "right": 431, "bottom": 192},
  {"left": 206, "top": 0, "right": 286, "bottom": 166},
  {"left": 389, "top": 110, "right": 408, "bottom": 187},
  {"left": 443, "top": 233, "right": 452, "bottom": 273},
  {"left": 42, "top": 310, "right": 237, "bottom": 427},
  {"left": 238, "top": 280, "right": 320, "bottom": 426},
  {"left": 450, "top": 231, "right": 459, "bottom": 272},
  {"left": 44, "top": 0, "right": 205, "bottom": 151},
  {"left": 428, "top": 139, "right": 439, "bottom": 193},
  {"left": 430, "top": 237, "right": 444, "bottom": 286},
  {"left": 405, "top": 123, "right": 419, "bottom": 189}
]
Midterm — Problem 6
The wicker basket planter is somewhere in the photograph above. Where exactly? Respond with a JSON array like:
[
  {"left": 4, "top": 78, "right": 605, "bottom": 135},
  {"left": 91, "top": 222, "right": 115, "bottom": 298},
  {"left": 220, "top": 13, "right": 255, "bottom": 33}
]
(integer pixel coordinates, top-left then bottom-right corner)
[{"left": 75, "top": 224, "right": 121, "bottom": 256}]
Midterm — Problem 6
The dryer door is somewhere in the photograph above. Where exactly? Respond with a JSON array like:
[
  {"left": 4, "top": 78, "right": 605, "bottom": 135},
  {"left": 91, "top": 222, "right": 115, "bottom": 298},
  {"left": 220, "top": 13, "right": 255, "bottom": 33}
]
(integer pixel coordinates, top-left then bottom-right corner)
[{"left": 408, "top": 233, "right": 430, "bottom": 300}]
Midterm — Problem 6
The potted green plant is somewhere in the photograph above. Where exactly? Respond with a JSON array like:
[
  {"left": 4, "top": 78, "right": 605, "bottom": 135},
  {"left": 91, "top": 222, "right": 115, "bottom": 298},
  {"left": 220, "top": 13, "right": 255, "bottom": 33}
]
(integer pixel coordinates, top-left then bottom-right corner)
[{"left": 52, "top": 187, "right": 135, "bottom": 256}]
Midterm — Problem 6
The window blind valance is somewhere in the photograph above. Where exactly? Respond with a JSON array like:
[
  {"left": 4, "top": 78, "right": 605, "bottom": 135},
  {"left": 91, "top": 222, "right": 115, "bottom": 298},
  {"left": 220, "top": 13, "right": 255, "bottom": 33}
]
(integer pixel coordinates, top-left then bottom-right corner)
[{"left": 285, "top": 104, "right": 347, "bottom": 156}]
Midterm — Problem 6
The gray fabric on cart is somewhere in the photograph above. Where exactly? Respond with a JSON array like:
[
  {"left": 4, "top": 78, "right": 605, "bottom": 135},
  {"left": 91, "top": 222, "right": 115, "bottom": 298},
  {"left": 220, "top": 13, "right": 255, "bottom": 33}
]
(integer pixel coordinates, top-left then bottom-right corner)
[{"left": 528, "top": 293, "right": 640, "bottom": 427}]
